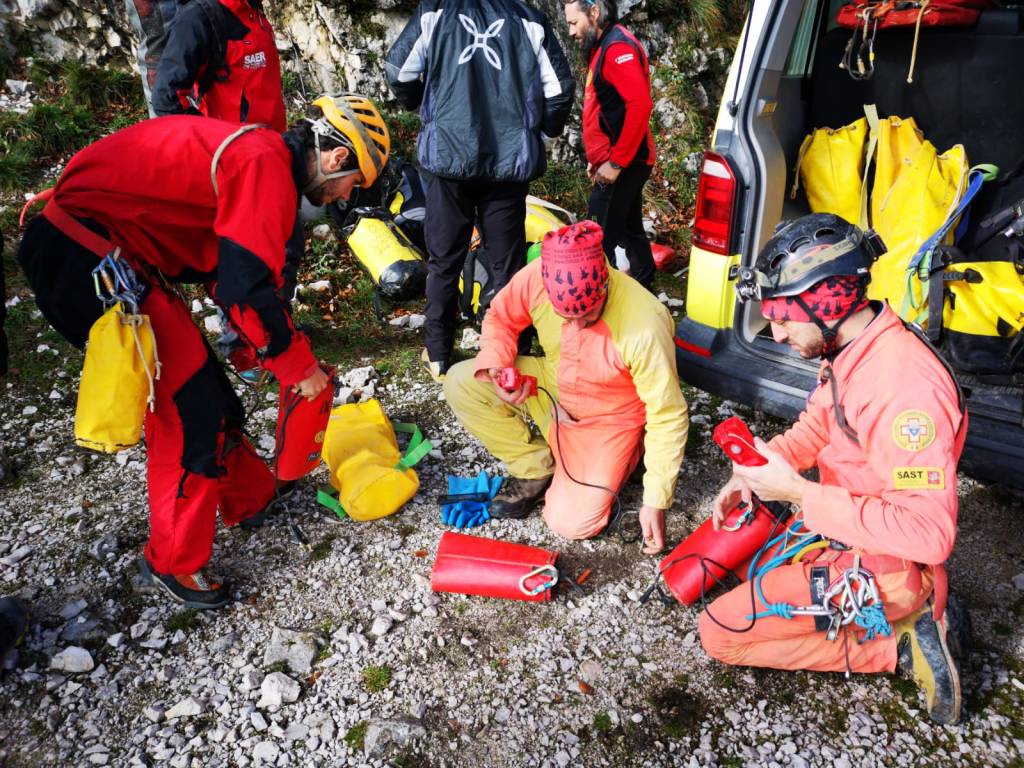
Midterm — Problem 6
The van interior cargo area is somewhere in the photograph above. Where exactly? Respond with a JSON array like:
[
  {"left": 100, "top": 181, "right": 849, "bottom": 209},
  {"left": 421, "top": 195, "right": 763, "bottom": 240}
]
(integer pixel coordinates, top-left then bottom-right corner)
[
  {"left": 747, "top": 4, "right": 1024, "bottom": 419},
  {"left": 753, "top": 6, "right": 1024, "bottom": 318}
]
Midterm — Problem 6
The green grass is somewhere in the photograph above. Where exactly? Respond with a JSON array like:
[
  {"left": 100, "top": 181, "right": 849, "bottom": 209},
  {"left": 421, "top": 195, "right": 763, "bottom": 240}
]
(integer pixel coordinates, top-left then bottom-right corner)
[
  {"left": 344, "top": 721, "right": 367, "bottom": 752},
  {"left": 530, "top": 162, "right": 591, "bottom": 220},
  {"left": 265, "top": 660, "right": 289, "bottom": 674},
  {"left": 380, "top": 109, "right": 421, "bottom": 165},
  {"left": 165, "top": 608, "right": 200, "bottom": 634},
  {"left": 593, "top": 711, "right": 613, "bottom": 733},
  {"left": 362, "top": 664, "right": 392, "bottom": 693},
  {"left": 0, "top": 59, "right": 146, "bottom": 193}
]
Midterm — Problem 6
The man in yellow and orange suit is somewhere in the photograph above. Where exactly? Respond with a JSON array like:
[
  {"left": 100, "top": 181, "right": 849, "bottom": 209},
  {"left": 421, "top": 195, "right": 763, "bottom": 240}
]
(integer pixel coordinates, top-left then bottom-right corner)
[{"left": 443, "top": 221, "right": 688, "bottom": 552}]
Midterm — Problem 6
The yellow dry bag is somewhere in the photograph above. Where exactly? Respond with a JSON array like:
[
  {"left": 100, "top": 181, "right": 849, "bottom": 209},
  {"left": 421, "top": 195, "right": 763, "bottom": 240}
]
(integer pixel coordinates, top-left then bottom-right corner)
[
  {"left": 861, "top": 104, "right": 968, "bottom": 310},
  {"left": 318, "top": 399, "right": 432, "bottom": 522},
  {"left": 346, "top": 212, "right": 427, "bottom": 300},
  {"left": 75, "top": 302, "right": 160, "bottom": 453},
  {"left": 790, "top": 116, "right": 868, "bottom": 225}
]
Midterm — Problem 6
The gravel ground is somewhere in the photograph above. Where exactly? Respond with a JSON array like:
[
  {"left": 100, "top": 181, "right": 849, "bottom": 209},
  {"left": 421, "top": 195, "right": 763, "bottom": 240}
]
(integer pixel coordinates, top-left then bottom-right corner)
[{"left": 1, "top": 332, "right": 1023, "bottom": 768}]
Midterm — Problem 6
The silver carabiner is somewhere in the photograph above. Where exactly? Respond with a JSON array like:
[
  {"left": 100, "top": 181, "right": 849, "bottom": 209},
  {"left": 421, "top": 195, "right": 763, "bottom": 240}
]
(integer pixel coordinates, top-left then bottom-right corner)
[{"left": 519, "top": 564, "right": 559, "bottom": 597}]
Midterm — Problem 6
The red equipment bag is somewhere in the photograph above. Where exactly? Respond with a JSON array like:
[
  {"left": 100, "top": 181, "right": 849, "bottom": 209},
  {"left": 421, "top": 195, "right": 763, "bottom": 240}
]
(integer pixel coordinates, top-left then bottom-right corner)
[
  {"left": 431, "top": 531, "right": 560, "bottom": 603},
  {"left": 274, "top": 365, "right": 334, "bottom": 481},
  {"left": 836, "top": 0, "right": 992, "bottom": 29},
  {"left": 657, "top": 499, "right": 790, "bottom": 606},
  {"left": 651, "top": 243, "right": 675, "bottom": 271}
]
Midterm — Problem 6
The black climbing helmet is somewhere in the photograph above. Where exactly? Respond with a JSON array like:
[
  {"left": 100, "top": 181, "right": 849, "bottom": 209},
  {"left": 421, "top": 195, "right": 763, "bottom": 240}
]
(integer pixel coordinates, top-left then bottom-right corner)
[{"left": 736, "top": 213, "right": 887, "bottom": 302}]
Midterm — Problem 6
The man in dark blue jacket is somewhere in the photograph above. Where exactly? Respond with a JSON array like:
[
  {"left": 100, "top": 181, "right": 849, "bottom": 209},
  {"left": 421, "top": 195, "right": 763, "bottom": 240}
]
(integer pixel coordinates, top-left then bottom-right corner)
[{"left": 386, "top": 0, "right": 576, "bottom": 378}]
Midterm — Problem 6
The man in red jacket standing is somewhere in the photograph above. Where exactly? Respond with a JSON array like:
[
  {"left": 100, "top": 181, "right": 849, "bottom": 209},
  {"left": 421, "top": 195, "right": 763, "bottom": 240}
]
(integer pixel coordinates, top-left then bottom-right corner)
[
  {"left": 17, "top": 95, "right": 389, "bottom": 609},
  {"left": 565, "top": 0, "right": 656, "bottom": 291},
  {"left": 152, "top": 0, "right": 287, "bottom": 131}
]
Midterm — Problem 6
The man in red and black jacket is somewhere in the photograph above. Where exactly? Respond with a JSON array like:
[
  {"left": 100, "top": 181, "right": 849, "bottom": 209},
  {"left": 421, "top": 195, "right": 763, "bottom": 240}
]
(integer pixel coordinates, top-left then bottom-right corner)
[
  {"left": 152, "top": 0, "right": 286, "bottom": 131},
  {"left": 565, "top": 0, "right": 656, "bottom": 292},
  {"left": 17, "top": 96, "right": 388, "bottom": 609}
]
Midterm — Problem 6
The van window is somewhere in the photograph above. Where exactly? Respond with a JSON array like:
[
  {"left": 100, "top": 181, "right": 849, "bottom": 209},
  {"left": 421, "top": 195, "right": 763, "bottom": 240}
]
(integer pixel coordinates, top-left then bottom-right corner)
[{"left": 783, "top": 1, "right": 822, "bottom": 76}]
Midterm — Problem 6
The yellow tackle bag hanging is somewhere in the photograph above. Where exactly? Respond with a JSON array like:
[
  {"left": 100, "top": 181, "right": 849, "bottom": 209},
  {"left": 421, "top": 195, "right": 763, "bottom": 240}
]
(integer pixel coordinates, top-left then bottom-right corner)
[
  {"left": 317, "top": 399, "right": 433, "bottom": 521},
  {"left": 859, "top": 104, "right": 969, "bottom": 311},
  {"left": 524, "top": 195, "right": 573, "bottom": 244},
  {"left": 790, "top": 116, "right": 868, "bottom": 225},
  {"left": 75, "top": 253, "right": 161, "bottom": 453}
]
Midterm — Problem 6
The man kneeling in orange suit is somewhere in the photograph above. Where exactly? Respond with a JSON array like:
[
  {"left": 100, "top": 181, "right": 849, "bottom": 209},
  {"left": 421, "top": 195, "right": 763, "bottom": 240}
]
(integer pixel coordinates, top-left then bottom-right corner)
[
  {"left": 443, "top": 221, "right": 689, "bottom": 553},
  {"left": 699, "top": 214, "right": 968, "bottom": 725}
]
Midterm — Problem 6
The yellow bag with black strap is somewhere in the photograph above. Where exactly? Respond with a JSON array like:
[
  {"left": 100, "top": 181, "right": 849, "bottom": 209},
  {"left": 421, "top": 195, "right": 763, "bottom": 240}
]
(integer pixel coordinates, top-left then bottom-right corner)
[
  {"left": 317, "top": 399, "right": 432, "bottom": 521},
  {"left": 75, "top": 300, "right": 160, "bottom": 453}
]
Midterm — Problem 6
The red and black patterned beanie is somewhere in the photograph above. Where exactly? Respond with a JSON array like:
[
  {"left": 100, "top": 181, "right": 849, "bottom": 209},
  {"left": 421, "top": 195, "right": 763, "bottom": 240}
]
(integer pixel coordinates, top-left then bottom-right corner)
[
  {"left": 540, "top": 220, "right": 610, "bottom": 317},
  {"left": 760, "top": 275, "right": 868, "bottom": 323}
]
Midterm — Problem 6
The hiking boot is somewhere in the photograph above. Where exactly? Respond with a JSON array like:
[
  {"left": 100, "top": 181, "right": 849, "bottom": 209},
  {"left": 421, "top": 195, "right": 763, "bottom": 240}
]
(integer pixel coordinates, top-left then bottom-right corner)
[
  {"left": 895, "top": 600, "right": 963, "bottom": 725},
  {"left": 489, "top": 476, "right": 553, "bottom": 520},
  {"left": 944, "top": 594, "right": 972, "bottom": 664},
  {"left": 0, "top": 597, "right": 28, "bottom": 660},
  {"left": 238, "top": 481, "right": 298, "bottom": 531},
  {"left": 138, "top": 555, "right": 230, "bottom": 610},
  {"left": 421, "top": 348, "right": 450, "bottom": 383}
]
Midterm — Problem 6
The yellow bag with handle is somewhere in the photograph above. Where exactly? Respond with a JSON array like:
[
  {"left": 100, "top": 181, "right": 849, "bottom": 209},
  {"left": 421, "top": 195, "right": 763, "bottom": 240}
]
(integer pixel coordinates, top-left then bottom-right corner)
[
  {"left": 790, "top": 116, "right": 868, "bottom": 225},
  {"left": 75, "top": 300, "right": 160, "bottom": 453},
  {"left": 860, "top": 104, "right": 968, "bottom": 311},
  {"left": 317, "top": 399, "right": 432, "bottom": 521}
]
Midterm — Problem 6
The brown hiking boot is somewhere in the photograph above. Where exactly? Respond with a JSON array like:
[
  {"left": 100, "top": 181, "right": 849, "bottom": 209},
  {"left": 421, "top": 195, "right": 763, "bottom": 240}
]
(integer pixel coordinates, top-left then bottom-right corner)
[{"left": 489, "top": 476, "right": 553, "bottom": 520}]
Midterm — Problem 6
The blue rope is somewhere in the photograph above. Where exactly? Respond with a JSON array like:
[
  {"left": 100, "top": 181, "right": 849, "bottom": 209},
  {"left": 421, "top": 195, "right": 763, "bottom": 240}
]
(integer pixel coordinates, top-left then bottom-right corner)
[
  {"left": 855, "top": 603, "right": 893, "bottom": 641},
  {"left": 742, "top": 518, "right": 893, "bottom": 642},
  {"left": 745, "top": 518, "right": 821, "bottom": 620}
]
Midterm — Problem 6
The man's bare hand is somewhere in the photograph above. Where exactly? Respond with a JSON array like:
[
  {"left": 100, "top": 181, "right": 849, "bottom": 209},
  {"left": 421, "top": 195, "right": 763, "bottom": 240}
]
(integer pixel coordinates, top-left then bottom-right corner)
[
  {"left": 639, "top": 504, "right": 665, "bottom": 554},
  {"left": 712, "top": 475, "right": 754, "bottom": 530},
  {"left": 732, "top": 437, "right": 808, "bottom": 506},
  {"left": 594, "top": 161, "right": 622, "bottom": 186},
  {"left": 293, "top": 367, "right": 329, "bottom": 401}
]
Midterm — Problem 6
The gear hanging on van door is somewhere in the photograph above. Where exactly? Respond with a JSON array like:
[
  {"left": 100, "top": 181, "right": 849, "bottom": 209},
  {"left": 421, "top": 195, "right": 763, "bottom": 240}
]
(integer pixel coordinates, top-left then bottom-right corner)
[{"left": 836, "top": 0, "right": 994, "bottom": 83}]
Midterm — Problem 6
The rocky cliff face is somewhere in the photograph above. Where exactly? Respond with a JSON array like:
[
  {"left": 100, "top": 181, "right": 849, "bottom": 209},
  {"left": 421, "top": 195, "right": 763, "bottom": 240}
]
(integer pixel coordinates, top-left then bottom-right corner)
[{"left": 1, "top": 0, "right": 732, "bottom": 209}]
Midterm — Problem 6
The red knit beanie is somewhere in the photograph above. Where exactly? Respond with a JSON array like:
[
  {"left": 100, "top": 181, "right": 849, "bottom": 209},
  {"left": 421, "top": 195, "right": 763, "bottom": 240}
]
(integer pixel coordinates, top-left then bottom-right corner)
[{"left": 540, "top": 220, "right": 610, "bottom": 317}]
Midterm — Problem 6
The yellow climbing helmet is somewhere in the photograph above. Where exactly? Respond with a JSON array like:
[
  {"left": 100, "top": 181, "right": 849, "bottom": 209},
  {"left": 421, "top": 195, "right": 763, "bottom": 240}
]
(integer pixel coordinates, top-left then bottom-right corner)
[{"left": 311, "top": 93, "right": 390, "bottom": 189}]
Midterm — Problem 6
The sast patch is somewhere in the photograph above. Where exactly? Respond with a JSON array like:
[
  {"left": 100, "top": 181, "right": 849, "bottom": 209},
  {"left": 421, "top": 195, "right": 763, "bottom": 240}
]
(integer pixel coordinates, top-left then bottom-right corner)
[
  {"left": 892, "top": 467, "right": 945, "bottom": 490},
  {"left": 891, "top": 409, "right": 936, "bottom": 452}
]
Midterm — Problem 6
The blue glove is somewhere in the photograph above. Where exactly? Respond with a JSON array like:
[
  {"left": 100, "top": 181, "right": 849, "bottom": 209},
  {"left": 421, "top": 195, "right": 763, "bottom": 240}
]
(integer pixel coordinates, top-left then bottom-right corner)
[{"left": 440, "top": 471, "right": 503, "bottom": 529}]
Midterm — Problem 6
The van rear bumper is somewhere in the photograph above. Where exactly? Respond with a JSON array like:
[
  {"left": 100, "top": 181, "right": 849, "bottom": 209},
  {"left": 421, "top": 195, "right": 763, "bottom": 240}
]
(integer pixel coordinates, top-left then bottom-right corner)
[{"left": 675, "top": 317, "right": 1024, "bottom": 489}]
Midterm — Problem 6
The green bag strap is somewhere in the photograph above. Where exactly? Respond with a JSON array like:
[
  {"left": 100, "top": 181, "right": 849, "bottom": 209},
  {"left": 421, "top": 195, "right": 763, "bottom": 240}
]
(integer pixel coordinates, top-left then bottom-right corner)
[
  {"left": 317, "top": 485, "right": 347, "bottom": 519},
  {"left": 392, "top": 421, "right": 433, "bottom": 470},
  {"left": 859, "top": 103, "right": 880, "bottom": 230}
]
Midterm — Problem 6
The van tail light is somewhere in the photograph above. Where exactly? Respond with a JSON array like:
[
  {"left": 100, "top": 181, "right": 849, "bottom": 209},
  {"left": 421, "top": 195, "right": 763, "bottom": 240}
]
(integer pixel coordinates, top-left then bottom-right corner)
[{"left": 692, "top": 152, "right": 737, "bottom": 255}]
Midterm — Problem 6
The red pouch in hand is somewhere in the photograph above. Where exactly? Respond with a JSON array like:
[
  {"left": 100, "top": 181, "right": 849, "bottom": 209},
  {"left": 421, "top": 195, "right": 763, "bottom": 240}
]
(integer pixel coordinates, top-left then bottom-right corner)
[
  {"left": 275, "top": 365, "right": 334, "bottom": 481},
  {"left": 431, "top": 531, "right": 560, "bottom": 603}
]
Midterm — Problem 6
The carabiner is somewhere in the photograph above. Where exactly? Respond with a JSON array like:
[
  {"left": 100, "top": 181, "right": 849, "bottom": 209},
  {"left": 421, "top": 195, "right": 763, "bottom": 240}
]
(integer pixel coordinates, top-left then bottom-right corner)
[
  {"left": 721, "top": 504, "right": 755, "bottom": 533},
  {"left": 519, "top": 564, "right": 559, "bottom": 597}
]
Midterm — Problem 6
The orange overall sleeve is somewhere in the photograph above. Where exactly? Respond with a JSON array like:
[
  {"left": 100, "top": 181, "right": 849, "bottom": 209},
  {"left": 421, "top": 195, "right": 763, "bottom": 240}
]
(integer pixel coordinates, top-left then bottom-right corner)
[
  {"left": 768, "top": 391, "right": 830, "bottom": 473},
  {"left": 800, "top": 382, "right": 963, "bottom": 565},
  {"left": 474, "top": 267, "right": 544, "bottom": 377}
]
